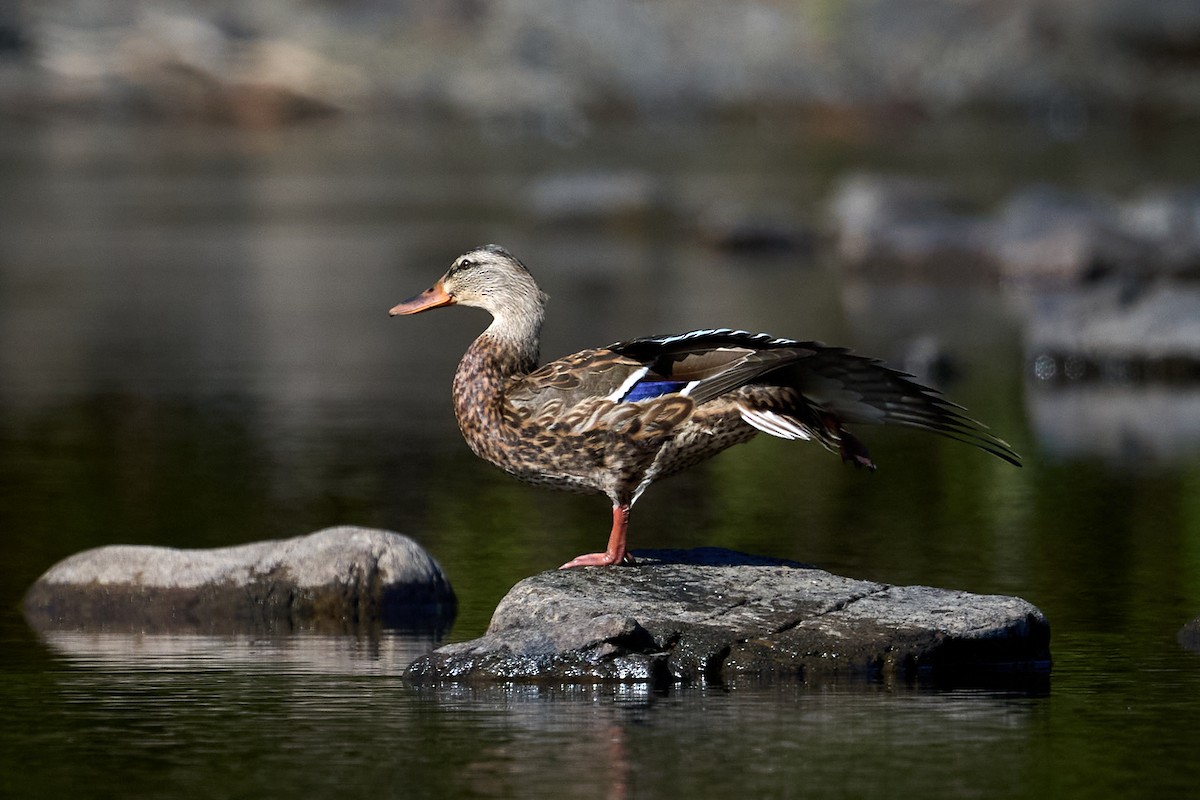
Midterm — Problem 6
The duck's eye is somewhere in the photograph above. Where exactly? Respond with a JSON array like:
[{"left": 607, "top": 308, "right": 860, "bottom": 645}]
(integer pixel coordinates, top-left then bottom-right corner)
[{"left": 450, "top": 258, "right": 474, "bottom": 276}]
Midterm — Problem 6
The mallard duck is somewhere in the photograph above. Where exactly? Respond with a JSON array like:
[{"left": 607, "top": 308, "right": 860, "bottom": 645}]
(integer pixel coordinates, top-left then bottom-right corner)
[{"left": 391, "top": 245, "right": 1020, "bottom": 568}]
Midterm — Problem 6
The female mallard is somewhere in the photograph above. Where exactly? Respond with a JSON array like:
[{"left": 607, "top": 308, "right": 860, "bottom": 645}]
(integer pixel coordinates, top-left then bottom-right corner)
[{"left": 391, "top": 245, "right": 1020, "bottom": 568}]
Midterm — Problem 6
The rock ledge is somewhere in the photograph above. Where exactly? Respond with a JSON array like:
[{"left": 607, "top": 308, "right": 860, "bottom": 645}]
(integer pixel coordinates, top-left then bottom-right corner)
[{"left": 406, "top": 548, "right": 1048, "bottom": 687}]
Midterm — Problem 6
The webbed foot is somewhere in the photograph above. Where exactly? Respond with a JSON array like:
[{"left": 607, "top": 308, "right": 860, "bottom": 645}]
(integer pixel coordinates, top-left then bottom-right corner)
[{"left": 559, "top": 551, "right": 636, "bottom": 569}]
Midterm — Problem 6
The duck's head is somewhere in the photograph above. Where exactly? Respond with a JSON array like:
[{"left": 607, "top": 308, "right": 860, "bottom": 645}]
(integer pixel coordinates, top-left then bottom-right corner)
[
  {"left": 389, "top": 244, "right": 545, "bottom": 319},
  {"left": 390, "top": 245, "right": 547, "bottom": 356}
]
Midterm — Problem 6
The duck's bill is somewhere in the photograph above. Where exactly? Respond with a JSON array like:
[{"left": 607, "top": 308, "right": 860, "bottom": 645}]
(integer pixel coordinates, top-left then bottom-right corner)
[{"left": 389, "top": 281, "right": 455, "bottom": 315}]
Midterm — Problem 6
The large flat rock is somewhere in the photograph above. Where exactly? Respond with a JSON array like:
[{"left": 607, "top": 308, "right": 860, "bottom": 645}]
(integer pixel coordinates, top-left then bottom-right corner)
[
  {"left": 406, "top": 548, "right": 1049, "bottom": 687},
  {"left": 23, "top": 526, "right": 456, "bottom": 634}
]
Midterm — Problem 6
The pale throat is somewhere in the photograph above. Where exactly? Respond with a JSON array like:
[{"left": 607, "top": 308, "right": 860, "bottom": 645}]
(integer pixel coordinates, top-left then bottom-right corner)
[{"left": 480, "top": 297, "right": 544, "bottom": 371}]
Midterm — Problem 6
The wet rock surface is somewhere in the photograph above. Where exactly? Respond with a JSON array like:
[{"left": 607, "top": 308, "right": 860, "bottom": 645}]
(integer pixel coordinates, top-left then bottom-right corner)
[
  {"left": 22, "top": 526, "right": 456, "bottom": 634},
  {"left": 405, "top": 548, "right": 1049, "bottom": 687}
]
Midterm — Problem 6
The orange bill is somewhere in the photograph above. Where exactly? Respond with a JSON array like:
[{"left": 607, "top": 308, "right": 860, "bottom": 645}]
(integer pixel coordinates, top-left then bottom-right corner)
[{"left": 389, "top": 280, "right": 455, "bottom": 316}]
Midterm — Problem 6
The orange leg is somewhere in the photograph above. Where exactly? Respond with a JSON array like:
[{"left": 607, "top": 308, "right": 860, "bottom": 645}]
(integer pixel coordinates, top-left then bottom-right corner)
[{"left": 560, "top": 504, "right": 635, "bottom": 569}]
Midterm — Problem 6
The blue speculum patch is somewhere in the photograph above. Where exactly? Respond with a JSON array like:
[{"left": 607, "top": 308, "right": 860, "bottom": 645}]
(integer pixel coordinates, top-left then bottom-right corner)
[{"left": 622, "top": 380, "right": 686, "bottom": 402}]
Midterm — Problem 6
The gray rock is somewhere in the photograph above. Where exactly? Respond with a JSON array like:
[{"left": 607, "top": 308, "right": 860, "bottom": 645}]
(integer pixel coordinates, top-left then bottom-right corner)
[
  {"left": 22, "top": 526, "right": 456, "bottom": 634},
  {"left": 405, "top": 548, "right": 1049, "bottom": 687}
]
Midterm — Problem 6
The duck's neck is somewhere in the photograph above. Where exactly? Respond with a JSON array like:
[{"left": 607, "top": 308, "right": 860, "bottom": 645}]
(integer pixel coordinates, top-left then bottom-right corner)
[
  {"left": 481, "top": 299, "right": 544, "bottom": 373},
  {"left": 451, "top": 304, "right": 544, "bottom": 463}
]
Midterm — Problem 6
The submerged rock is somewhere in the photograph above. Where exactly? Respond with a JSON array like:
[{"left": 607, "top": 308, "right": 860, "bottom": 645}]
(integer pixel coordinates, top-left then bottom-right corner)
[
  {"left": 22, "top": 526, "right": 456, "bottom": 634},
  {"left": 405, "top": 548, "right": 1049, "bottom": 687}
]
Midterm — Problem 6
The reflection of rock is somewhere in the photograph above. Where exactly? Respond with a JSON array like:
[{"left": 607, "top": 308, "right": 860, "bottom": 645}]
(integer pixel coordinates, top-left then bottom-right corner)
[
  {"left": 23, "top": 527, "right": 456, "bottom": 635},
  {"left": 1025, "top": 385, "right": 1200, "bottom": 464},
  {"left": 37, "top": 630, "right": 436, "bottom": 676},
  {"left": 406, "top": 548, "right": 1050, "bottom": 687}
]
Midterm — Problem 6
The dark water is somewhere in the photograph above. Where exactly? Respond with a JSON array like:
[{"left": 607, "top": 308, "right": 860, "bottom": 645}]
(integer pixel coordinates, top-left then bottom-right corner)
[{"left": 3, "top": 118, "right": 1200, "bottom": 798}]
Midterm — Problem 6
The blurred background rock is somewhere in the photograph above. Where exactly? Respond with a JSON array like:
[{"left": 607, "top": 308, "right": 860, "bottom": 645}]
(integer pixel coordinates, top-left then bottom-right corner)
[{"left": 3, "top": 0, "right": 1199, "bottom": 126}]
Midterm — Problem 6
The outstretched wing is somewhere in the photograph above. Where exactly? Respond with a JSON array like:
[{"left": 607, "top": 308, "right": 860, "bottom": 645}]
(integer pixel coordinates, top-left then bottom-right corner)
[
  {"left": 612, "top": 329, "right": 1021, "bottom": 466},
  {"left": 778, "top": 347, "right": 1021, "bottom": 466}
]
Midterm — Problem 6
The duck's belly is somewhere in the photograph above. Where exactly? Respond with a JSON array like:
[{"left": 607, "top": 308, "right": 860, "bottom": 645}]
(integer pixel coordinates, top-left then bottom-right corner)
[
  {"left": 639, "top": 409, "right": 758, "bottom": 486},
  {"left": 473, "top": 423, "right": 617, "bottom": 496},
  {"left": 479, "top": 406, "right": 758, "bottom": 501}
]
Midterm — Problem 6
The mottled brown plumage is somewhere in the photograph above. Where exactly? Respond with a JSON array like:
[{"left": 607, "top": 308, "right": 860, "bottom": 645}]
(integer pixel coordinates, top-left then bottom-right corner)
[{"left": 391, "top": 245, "right": 1020, "bottom": 568}]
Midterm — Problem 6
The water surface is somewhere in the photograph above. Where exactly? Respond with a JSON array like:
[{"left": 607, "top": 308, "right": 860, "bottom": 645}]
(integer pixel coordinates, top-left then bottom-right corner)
[{"left": 3, "top": 117, "right": 1200, "bottom": 798}]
